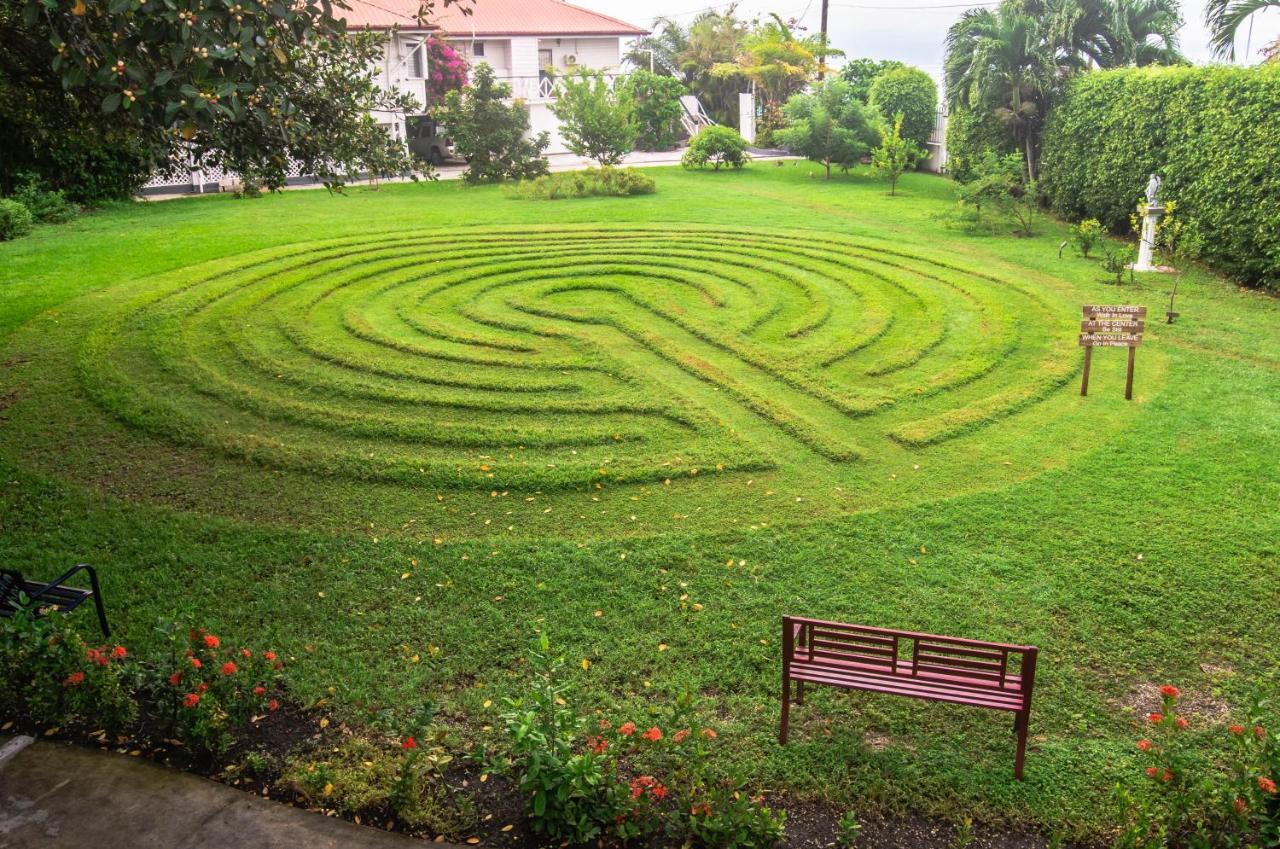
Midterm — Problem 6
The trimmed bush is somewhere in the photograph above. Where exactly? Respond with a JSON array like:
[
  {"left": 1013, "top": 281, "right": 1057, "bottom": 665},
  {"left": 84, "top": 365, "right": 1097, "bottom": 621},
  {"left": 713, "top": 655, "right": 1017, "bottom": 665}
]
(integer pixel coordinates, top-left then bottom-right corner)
[
  {"left": 868, "top": 66, "right": 937, "bottom": 150},
  {"left": 0, "top": 198, "right": 34, "bottom": 240},
  {"left": 12, "top": 173, "right": 77, "bottom": 223},
  {"left": 1041, "top": 64, "right": 1280, "bottom": 290},
  {"left": 507, "top": 166, "right": 656, "bottom": 200},
  {"left": 682, "top": 126, "right": 751, "bottom": 171},
  {"left": 944, "top": 103, "right": 1014, "bottom": 183}
]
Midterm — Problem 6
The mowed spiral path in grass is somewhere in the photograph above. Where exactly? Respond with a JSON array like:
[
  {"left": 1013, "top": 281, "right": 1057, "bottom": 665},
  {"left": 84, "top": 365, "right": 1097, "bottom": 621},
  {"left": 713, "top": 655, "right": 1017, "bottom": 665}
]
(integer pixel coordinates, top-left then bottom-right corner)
[{"left": 2, "top": 224, "right": 1150, "bottom": 535}]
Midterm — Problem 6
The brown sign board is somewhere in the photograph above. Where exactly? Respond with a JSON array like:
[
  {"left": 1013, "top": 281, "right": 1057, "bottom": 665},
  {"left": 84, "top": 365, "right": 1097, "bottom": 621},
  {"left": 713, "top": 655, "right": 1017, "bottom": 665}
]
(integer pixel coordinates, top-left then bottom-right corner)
[
  {"left": 1080, "top": 333, "right": 1143, "bottom": 347},
  {"left": 1083, "top": 304, "right": 1147, "bottom": 317},
  {"left": 1081, "top": 320, "right": 1145, "bottom": 332},
  {"left": 1079, "top": 305, "right": 1145, "bottom": 400}
]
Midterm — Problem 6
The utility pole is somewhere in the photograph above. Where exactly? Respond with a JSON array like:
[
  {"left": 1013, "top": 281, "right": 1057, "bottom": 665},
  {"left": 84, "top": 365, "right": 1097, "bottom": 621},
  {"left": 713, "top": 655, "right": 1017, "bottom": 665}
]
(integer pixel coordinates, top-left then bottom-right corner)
[{"left": 818, "top": 0, "right": 831, "bottom": 80}]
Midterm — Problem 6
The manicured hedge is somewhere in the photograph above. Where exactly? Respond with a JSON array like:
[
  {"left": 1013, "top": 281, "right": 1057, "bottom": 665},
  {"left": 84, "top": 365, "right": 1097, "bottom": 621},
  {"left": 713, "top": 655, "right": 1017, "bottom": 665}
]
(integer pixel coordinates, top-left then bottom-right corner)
[{"left": 1041, "top": 64, "right": 1280, "bottom": 291}]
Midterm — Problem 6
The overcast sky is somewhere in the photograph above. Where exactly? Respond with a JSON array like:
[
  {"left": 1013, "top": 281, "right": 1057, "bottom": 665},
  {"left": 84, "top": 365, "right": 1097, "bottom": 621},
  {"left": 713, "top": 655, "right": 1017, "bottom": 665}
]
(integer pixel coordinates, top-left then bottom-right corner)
[{"left": 588, "top": 0, "right": 1279, "bottom": 84}]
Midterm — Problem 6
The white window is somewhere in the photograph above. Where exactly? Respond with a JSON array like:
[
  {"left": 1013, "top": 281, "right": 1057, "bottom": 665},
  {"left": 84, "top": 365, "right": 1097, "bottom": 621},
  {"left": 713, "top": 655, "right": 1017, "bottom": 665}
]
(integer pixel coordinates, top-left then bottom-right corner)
[
  {"left": 408, "top": 42, "right": 424, "bottom": 78},
  {"left": 472, "top": 41, "right": 485, "bottom": 58}
]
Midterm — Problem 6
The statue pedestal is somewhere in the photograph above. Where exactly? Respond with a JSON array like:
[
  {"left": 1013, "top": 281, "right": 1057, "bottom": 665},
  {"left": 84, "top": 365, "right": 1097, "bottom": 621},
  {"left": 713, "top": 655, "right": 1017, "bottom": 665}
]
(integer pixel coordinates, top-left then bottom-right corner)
[{"left": 1131, "top": 204, "right": 1166, "bottom": 272}]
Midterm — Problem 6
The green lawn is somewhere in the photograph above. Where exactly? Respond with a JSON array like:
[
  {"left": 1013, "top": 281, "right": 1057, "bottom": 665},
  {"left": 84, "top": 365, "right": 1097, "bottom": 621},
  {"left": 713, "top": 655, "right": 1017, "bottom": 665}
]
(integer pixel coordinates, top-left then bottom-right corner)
[{"left": 1, "top": 164, "right": 1277, "bottom": 839}]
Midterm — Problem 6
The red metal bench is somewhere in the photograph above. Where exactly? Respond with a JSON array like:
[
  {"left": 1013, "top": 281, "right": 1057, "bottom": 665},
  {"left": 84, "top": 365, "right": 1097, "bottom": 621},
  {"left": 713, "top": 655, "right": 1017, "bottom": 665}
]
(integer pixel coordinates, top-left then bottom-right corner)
[{"left": 780, "top": 616, "right": 1038, "bottom": 779}]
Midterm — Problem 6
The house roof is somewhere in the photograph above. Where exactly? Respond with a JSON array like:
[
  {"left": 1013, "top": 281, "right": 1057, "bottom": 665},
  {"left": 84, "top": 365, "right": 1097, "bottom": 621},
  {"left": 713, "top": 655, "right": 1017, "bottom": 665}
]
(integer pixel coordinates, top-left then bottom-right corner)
[{"left": 339, "top": 0, "right": 647, "bottom": 36}]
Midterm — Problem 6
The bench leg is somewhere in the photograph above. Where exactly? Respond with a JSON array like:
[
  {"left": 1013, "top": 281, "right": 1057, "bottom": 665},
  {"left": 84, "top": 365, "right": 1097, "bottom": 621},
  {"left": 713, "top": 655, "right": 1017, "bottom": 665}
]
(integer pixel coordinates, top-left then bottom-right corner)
[
  {"left": 796, "top": 680, "right": 805, "bottom": 706},
  {"left": 779, "top": 675, "right": 791, "bottom": 745},
  {"left": 1013, "top": 711, "right": 1029, "bottom": 780}
]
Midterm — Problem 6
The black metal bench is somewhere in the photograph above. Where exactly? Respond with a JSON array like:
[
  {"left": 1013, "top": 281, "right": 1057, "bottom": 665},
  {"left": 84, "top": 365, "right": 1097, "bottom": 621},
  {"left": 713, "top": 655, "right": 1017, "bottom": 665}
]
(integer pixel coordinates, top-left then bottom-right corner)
[{"left": 1, "top": 565, "right": 110, "bottom": 637}]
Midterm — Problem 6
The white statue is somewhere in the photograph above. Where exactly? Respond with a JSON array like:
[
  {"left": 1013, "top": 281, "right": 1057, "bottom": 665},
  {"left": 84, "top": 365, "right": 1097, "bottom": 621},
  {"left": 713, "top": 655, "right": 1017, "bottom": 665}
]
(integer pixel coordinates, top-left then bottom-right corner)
[{"left": 1144, "top": 173, "right": 1162, "bottom": 207}]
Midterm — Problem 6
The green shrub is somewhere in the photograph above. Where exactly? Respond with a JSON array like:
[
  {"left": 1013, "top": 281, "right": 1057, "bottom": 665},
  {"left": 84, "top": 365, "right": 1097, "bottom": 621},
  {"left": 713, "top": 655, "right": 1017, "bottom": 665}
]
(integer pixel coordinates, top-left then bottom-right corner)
[
  {"left": 0, "top": 608, "right": 136, "bottom": 731},
  {"left": 682, "top": 126, "right": 751, "bottom": 171},
  {"left": 157, "top": 622, "right": 286, "bottom": 755},
  {"left": 0, "top": 198, "right": 34, "bottom": 240},
  {"left": 1072, "top": 218, "right": 1105, "bottom": 258},
  {"left": 871, "top": 112, "right": 927, "bottom": 195},
  {"left": 12, "top": 173, "right": 77, "bottom": 223},
  {"left": 945, "top": 103, "right": 1014, "bottom": 183},
  {"left": 623, "top": 70, "right": 687, "bottom": 151},
  {"left": 868, "top": 65, "right": 937, "bottom": 150},
  {"left": 1115, "top": 686, "right": 1280, "bottom": 848},
  {"left": 1041, "top": 64, "right": 1280, "bottom": 291},
  {"left": 507, "top": 166, "right": 655, "bottom": 200}
]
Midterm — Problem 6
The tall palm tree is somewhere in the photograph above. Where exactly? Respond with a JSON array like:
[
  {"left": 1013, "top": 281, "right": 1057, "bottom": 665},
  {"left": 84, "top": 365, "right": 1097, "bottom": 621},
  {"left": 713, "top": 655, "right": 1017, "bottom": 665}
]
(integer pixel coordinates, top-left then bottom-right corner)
[
  {"left": 945, "top": 4, "right": 1060, "bottom": 179},
  {"left": 1044, "top": 0, "right": 1182, "bottom": 68},
  {"left": 1204, "top": 0, "right": 1279, "bottom": 60}
]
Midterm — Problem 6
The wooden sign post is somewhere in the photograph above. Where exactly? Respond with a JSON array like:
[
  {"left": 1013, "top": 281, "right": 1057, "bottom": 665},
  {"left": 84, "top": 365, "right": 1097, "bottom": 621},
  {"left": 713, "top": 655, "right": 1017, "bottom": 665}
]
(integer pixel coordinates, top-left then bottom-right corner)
[{"left": 1079, "top": 305, "right": 1145, "bottom": 400}]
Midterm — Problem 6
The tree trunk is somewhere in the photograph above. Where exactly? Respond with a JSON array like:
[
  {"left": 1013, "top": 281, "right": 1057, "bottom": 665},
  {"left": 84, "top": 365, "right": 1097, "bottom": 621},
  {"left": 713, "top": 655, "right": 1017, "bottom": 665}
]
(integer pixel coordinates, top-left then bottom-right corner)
[
  {"left": 824, "top": 159, "right": 831, "bottom": 180},
  {"left": 1024, "top": 133, "right": 1037, "bottom": 182}
]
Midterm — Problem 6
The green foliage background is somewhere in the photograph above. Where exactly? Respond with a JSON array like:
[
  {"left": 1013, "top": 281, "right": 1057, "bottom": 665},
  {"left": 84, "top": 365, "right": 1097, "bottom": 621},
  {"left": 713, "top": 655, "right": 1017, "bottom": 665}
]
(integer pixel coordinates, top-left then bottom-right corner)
[
  {"left": 943, "top": 103, "right": 1015, "bottom": 184},
  {"left": 1041, "top": 64, "right": 1280, "bottom": 291}
]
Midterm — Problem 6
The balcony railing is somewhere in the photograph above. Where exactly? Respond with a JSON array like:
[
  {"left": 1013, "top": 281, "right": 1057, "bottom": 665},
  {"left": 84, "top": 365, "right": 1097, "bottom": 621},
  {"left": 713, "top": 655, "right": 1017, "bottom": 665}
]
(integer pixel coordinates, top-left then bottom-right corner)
[{"left": 496, "top": 73, "right": 624, "bottom": 102}]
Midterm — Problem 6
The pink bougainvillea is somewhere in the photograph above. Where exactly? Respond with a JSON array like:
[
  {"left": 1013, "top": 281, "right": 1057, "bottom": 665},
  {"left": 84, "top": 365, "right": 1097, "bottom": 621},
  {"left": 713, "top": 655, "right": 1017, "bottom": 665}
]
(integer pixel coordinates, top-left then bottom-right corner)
[{"left": 425, "top": 36, "right": 468, "bottom": 103}]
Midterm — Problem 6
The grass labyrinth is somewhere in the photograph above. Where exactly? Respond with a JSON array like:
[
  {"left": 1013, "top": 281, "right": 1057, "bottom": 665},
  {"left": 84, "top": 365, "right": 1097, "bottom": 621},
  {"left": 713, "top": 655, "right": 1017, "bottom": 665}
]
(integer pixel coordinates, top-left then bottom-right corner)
[
  {"left": 7, "top": 223, "right": 1126, "bottom": 533},
  {"left": 2, "top": 167, "right": 1276, "bottom": 838}
]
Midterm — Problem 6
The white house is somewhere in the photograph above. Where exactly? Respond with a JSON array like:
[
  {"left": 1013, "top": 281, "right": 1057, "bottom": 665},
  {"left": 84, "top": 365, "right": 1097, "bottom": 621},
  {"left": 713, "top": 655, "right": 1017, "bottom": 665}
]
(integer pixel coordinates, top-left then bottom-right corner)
[{"left": 341, "top": 0, "right": 648, "bottom": 154}]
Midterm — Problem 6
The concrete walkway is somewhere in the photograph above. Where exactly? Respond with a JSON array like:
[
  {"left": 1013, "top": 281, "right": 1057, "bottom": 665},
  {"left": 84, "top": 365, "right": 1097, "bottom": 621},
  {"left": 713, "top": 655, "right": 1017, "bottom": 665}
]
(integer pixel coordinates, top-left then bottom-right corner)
[{"left": 0, "top": 736, "right": 456, "bottom": 848}]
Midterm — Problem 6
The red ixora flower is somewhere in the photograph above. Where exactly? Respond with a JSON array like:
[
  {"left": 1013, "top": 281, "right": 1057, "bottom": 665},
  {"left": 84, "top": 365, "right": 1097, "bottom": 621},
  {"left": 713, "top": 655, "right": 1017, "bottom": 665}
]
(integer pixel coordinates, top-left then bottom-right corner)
[
  {"left": 629, "top": 776, "right": 658, "bottom": 799},
  {"left": 588, "top": 736, "right": 607, "bottom": 755},
  {"left": 701, "top": 728, "right": 717, "bottom": 740},
  {"left": 1137, "top": 739, "right": 1153, "bottom": 751},
  {"left": 402, "top": 736, "right": 417, "bottom": 750},
  {"left": 618, "top": 721, "right": 637, "bottom": 737},
  {"left": 221, "top": 661, "right": 237, "bottom": 676},
  {"left": 183, "top": 693, "right": 201, "bottom": 709},
  {"left": 169, "top": 671, "right": 182, "bottom": 687},
  {"left": 1255, "top": 725, "right": 1267, "bottom": 740},
  {"left": 241, "top": 648, "right": 251, "bottom": 659},
  {"left": 651, "top": 783, "right": 668, "bottom": 800},
  {"left": 643, "top": 726, "right": 662, "bottom": 742},
  {"left": 1175, "top": 716, "right": 1189, "bottom": 730},
  {"left": 203, "top": 634, "right": 220, "bottom": 649},
  {"left": 1162, "top": 770, "right": 1174, "bottom": 783},
  {"left": 111, "top": 645, "right": 127, "bottom": 658},
  {"left": 63, "top": 671, "right": 85, "bottom": 686},
  {"left": 190, "top": 657, "right": 202, "bottom": 669},
  {"left": 1146, "top": 766, "right": 1159, "bottom": 778},
  {"left": 1233, "top": 798, "right": 1248, "bottom": 815},
  {"left": 253, "top": 686, "right": 266, "bottom": 697},
  {"left": 1148, "top": 712, "right": 1164, "bottom": 724},
  {"left": 268, "top": 699, "right": 279, "bottom": 712},
  {"left": 673, "top": 729, "right": 690, "bottom": 743},
  {"left": 196, "top": 682, "right": 209, "bottom": 693},
  {"left": 1159, "top": 685, "right": 1180, "bottom": 699},
  {"left": 1229, "top": 725, "right": 1245, "bottom": 735},
  {"left": 1258, "top": 776, "right": 1278, "bottom": 794},
  {"left": 263, "top": 651, "right": 276, "bottom": 662}
]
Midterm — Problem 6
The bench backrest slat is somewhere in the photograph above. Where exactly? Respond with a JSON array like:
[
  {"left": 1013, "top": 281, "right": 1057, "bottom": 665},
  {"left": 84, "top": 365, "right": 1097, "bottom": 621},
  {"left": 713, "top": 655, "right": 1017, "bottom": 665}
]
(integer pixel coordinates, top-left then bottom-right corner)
[{"left": 805, "top": 625, "right": 899, "bottom": 670}]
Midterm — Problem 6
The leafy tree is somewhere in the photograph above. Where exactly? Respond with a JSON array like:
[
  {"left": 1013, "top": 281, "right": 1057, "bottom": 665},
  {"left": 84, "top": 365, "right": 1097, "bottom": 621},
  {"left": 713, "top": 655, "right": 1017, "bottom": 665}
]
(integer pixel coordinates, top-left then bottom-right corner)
[
  {"left": 715, "top": 14, "right": 843, "bottom": 144},
  {"left": 621, "top": 71, "right": 687, "bottom": 151},
  {"left": 550, "top": 70, "right": 638, "bottom": 167},
  {"left": 838, "top": 58, "right": 905, "bottom": 102},
  {"left": 436, "top": 64, "right": 549, "bottom": 185},
  {"left": 871, "top": 113, "right": 926, "bottom": 195},
  {"left": 681, "top": 126, "right": 750, "bottom": 170},
  {"left": 868, "top": 66, "right": 937, "bottom": 150},
  {"left": 1204, "top": 0, "right": 1278, "bottom": 59},
  {"left": 7, "top": 0, "right": 465, "bottom": 195},
  {"left": 776, "top": 79, "right": 879, "bottom": 179},
  {"left": 624, "top": 11, "right": 749, "bottom": 127},
  {"left": 945, "top": 4, "right": 1058, "bottom": 180}
]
